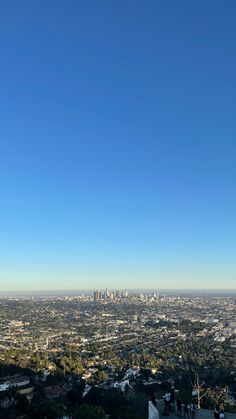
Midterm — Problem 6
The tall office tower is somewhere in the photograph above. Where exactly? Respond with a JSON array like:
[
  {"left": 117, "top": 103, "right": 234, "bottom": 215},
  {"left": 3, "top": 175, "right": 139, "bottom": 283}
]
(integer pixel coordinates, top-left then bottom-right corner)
[
  {"left": 116, "top": 290, "right": 120, "bottom": 298},
  {"left": 93, "top": 290, "right": 101, "bottom": 301},
  {"left": 124, "top": 289, "right": 128, "bottom": 298},
  {"left": 104, "top": 288, "right": 110, "bottom": 299}
]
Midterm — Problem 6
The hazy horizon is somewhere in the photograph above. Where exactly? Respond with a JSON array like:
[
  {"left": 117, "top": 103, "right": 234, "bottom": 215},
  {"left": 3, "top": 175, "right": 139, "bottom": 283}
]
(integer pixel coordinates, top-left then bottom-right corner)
[{"left": 0, "top": 287, "right": 235, "bottom": 296}]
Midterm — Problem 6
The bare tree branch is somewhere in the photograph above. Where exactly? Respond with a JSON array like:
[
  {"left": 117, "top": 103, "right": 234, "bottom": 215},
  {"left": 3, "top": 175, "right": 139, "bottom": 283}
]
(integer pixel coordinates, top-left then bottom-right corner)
[
  {"left": 190, "top": 372, "right": 211, "bottom": 408},
  {"left": 199, "top": 388, "right": 211, "bottom": 400}
]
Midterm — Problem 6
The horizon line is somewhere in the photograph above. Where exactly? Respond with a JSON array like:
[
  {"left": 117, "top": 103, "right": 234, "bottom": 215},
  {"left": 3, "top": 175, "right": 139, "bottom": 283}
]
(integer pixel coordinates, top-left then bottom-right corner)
[{"left": 0, "top": 288, "right": 236, "bottom": 293}]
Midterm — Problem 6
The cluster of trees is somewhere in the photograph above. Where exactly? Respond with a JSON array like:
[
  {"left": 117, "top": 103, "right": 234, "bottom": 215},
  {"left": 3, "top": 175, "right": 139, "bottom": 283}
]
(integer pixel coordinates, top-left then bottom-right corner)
[
  {"left": 0, "top": 331, "right": 235, "bottom": 416},
  {"left": 0, "top": 348, "right": 84, "bottom": 377},
  {"left": 0, "top": 379, "right": 147, "bottom": 419}
]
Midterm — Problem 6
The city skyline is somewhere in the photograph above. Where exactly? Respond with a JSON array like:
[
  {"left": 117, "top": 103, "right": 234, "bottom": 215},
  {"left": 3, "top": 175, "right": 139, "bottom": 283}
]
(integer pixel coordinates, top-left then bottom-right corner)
[
  {"left": 1, "top": 2, "right": 236, "bottom": 291},
  {"left": 0, "top": 287, "right": 236, "bottom": 296}
]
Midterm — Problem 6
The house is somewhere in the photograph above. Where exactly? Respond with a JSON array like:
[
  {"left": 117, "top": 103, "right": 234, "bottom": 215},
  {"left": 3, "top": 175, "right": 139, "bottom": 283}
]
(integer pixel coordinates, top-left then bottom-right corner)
[{"left": 0, "top": 376, "right": 30, "bottom": 392}]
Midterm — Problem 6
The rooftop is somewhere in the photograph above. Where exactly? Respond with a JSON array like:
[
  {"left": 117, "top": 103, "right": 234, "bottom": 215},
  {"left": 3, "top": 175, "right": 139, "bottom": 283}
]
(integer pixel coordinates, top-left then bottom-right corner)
[{"left": 149, "top": 401, "right": 236, "bottom": 419}]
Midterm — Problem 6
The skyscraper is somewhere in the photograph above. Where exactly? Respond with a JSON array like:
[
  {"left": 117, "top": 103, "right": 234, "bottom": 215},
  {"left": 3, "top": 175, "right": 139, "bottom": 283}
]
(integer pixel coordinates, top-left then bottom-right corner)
[{"left": 93, "top": 290, "right": 101, "bottom": 301}]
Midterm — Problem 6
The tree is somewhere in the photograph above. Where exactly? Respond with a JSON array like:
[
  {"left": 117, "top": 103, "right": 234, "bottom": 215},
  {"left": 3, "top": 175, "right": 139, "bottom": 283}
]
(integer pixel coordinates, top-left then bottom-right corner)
[
  {"left": 67, "top": 382, "right": 85, "bottom": 407},
  {"left": 93, "top": 370, "right": 108, "bottom": 384},
  {"left": 190, "top": 372, "right": 210, "bottom": 409},
  {"left": 28, "top": 400, "right": 60, "bottom": 419},
  {"left": 15, "top": 394, "right": 29, "bottom": 415},
  {"left": 73, "top": 403, "right": 105, "bottom": 419}
]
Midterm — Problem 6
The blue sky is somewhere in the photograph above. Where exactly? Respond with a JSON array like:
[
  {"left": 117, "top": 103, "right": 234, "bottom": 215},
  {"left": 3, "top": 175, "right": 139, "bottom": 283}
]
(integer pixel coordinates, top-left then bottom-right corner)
[{"left": 0, "top": 1, "right": 235, "bottom": 291}]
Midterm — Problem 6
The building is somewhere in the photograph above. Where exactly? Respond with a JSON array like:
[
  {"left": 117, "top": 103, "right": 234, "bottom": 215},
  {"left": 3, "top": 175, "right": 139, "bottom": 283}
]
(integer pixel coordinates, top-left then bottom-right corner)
[
  {"left": 93, "top": 290, "right": 102, "bottom": 301},
  {"left": 0, "top": 376, "right": 30, "bottom": 392}
]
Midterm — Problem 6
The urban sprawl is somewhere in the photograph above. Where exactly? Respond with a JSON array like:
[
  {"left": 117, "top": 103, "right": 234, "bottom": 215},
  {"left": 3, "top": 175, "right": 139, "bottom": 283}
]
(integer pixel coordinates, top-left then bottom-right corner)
[{"left": 0, "top": 291, "right": 236, "bottom": 418}]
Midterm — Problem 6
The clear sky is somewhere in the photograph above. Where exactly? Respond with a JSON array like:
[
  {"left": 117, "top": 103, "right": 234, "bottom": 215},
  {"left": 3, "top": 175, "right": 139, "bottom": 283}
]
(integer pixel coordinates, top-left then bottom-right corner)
[{"left": 0, "top": 1, "right": 235, "bottom": 291}]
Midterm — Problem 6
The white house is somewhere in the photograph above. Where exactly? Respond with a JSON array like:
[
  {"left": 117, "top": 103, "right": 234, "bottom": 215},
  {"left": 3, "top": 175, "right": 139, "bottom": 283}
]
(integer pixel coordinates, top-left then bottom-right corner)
[{"left": 0, "top": 376, "right": 30, "bottom": 392}]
